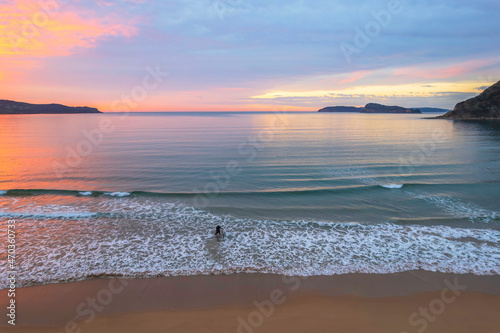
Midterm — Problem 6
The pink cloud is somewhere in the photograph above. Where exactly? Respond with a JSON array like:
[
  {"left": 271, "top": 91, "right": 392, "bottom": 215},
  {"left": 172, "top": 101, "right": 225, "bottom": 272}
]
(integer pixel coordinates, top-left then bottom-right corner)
[
  {"left": 339, "top": 70, "right": 370, "bottom": 84},
  {"left": 392, "top": 59, "right": 495, "bottom": 80}
]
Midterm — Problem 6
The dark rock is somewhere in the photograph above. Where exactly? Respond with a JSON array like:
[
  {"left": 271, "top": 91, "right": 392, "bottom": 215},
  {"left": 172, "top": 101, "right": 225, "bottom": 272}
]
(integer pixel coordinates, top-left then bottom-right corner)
[
  {"left": 361, "top": 103, "right": 421, "bottom": 114},
  {"left": 0, "top": 100, "right": 102, "bottom": 114},
  {"left": 413, "top": 107, "right": 450, "bottom": 113},
  {"left": 318, "top": 106, "right": 364, "bottom": 112},
  {"left": 437, "top": 80, "right": 500, "bottom": 119}
]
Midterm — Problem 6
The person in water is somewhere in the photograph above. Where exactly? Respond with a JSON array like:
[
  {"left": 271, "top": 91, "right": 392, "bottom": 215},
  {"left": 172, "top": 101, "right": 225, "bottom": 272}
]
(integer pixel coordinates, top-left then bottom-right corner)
[{"left": 215, "top": 225, "right": 224, "bottom": 238}]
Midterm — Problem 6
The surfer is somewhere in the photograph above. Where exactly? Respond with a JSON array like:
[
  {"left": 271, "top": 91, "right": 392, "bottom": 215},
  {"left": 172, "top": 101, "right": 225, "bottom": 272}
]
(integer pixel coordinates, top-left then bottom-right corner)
[{"left": 215, "top": 225, "right": 224, "bottom": 239}]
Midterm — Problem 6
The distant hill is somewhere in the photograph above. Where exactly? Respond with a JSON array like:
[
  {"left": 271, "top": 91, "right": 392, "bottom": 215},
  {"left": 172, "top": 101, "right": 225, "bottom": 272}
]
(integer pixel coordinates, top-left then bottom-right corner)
[
  {"left": 412, "top": 107, "right": 450, "bottom": 113},
  {"left": 318, "top": 106, "right": 363, "bottom": 112},
  {"left": 0, "top": 100, "right": 101, "bottom": 114},
  {"left": 319, "top": 103, "right": 422, "bottom": 114},
  {"left": 437, "top": 80, "right": 500, "bottom": 119},
  {"left": 362, "top": 103, "right": 421, "bottom": 114}
]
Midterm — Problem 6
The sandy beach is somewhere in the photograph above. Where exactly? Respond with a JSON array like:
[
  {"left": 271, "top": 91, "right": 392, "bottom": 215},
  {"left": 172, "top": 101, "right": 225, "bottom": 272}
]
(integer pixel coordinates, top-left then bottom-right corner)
[
  {"left": 2, "top": 272, "right": 499, "bottom": 332},
  {"left": 4, "top": 0, "right": 500, "bottom": 330}
]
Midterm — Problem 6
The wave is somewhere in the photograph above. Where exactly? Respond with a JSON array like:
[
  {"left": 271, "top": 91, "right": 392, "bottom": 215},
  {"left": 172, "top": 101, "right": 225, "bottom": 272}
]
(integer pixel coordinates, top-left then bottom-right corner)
[
  {"left": 407, "top": 192, "right": 498, "bottom": 224},
  {"left": 80, "top": 191, "right": 131, "bottom": 197},
  {"left": 0, "top": 189, "right": 191, "bottom": 198},
  {"left": 104, "top": 192, "right": 131, "bottom": 197},
  {"left": 0, "top": 198, "right": 499, "bottom": 288},
  {"left": 380, "top": 184, "right": 404, "bottom": 189},
  {"left": 0, "top": 185, "right": 425, "bottom": 198},
  {"left": 1, "top": 187, "right": 498, "bottom": 226}
]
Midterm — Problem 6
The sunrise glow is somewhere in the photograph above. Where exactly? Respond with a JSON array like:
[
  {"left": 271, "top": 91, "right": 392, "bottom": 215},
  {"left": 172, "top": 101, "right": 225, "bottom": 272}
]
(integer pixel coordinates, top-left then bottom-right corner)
[{"left": 1, "top": 0, "right": 499, "bottom": 111}]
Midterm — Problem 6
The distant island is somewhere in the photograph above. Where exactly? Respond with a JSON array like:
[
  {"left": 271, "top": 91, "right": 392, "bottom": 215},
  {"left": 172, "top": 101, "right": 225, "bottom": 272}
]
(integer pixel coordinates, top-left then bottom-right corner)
[
  {"left": 436, "top": 80, "right": 500, "bottom": 119},
  {"left": 319, "top": 103, "right": 423, "bottom": 114},
  {"left": 318, "top": 106, "right": 363, "bottom": 113},
  {"left": 0, "top": 100, "right": 101, "bottom": 114},
  {"left": 411, "top": 107, "right": 450, "bottom": 113},
  {"left": 362, "top": 103, "right": 421, "bottom": 114}
]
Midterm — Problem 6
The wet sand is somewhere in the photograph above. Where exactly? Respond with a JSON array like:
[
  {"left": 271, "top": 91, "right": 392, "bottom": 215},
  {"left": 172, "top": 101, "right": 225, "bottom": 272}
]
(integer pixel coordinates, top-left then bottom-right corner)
[{"left": 1, "top": 272, "right": 500, "bottom": 332}]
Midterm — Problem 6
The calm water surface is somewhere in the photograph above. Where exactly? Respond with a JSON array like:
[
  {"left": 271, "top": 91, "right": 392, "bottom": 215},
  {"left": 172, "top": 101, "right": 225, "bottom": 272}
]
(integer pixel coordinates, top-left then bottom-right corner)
[{"left": 0, "top": 112, "right": 499, "bottom": 287}]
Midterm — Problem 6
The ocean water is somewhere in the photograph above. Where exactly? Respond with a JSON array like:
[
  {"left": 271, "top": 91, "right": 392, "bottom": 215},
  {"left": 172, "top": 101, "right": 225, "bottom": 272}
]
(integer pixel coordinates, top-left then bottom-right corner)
[{"left": 0, "top": 112, "right": 499, "bottom": 288}]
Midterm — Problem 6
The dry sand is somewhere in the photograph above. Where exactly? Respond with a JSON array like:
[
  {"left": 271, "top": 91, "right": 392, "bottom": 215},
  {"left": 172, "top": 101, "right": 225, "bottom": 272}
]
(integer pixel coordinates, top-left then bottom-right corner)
[{"left": 1, "top": 272, "right": 499, "bottom": 333}]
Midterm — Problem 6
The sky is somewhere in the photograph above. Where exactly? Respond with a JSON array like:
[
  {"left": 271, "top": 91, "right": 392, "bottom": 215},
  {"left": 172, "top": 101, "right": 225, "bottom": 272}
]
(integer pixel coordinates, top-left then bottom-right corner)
[{"left": 1, "top": 0, "right": 499, "bottom": 111}]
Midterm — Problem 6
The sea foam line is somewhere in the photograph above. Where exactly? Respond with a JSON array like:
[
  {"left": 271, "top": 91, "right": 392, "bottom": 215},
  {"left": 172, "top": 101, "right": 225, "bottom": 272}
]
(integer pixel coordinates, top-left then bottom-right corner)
[
  {"left": 0, "top": 197, "right": 498, "bottom": 289},
  {"left": 104, "top": 192, "right": 131, "bottom": 197}
]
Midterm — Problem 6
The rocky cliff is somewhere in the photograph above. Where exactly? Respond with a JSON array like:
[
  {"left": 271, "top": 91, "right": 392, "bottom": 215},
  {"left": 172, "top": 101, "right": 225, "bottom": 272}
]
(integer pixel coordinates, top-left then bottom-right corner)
[
  {"left": 0, "top": 100, "right": 101, "bottom": 114},
  {"left": 438, "top": 81, "right": 500, "bottom": 119}
]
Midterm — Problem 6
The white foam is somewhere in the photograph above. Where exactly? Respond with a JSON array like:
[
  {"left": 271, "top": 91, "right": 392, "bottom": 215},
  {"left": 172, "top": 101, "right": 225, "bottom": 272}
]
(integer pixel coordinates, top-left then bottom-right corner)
[
  {"left": 0, "top": 190, "right": 7, "bottom": 195},
  {"left": 0, "top": 197, "right": 498, "bottom": 288},
  {"left": 410, "top": 192, "right": 498, "bottom": 224},
  {"left": 380, "top": 184, "right": 403, "bottom": 189},
  {"left": 328, "top": 168, "right": 497, "bottom": 223},
  {"left": 79, "top": 191, "right": 93, "bottom": 196},
  {"left": 104, "top": 192, "right": 131, "bottom": 197}
]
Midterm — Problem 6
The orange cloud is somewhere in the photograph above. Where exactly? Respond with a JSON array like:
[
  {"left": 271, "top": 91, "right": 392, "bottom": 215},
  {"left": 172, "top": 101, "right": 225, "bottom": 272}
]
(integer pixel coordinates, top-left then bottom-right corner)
[{"left": 0, "top": 0, "right": 137, "bottom": 57}]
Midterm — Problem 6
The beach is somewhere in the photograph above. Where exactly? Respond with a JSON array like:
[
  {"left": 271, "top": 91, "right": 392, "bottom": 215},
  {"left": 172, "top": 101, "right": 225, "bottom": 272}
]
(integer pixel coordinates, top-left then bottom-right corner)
[
  {"left": 1, "top": 113, "right": 499, "bottom": 332},
  {"left": 4, "top": 0, "right": 500, "bottom": 330},
  {"left": 2, "top": 272, "right": 500, "bottom": 332}
]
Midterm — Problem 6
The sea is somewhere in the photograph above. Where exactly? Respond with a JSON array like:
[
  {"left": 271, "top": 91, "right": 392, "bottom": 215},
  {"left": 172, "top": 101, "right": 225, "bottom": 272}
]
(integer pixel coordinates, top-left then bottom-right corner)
[{"left": 0, "top": 112, "right": 499, "bottom": 288}]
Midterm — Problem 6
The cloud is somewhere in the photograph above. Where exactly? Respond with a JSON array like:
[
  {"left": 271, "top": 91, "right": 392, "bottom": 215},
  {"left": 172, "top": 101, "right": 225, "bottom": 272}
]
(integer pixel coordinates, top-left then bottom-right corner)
[
  {"left": 2, "top": 0, "right": 500, "bottom": 110},
  {"left": 250, "top": 81, "right": 484, "bottom": 109},
  {"left": 392, "top": 59, "right": 498, "bottom": 80},
  {"left": 338, "top": 71, "right": 370, "bottom": 84},
  {"left": 0, "top": 0, "right": 138, "bottom": 57}
]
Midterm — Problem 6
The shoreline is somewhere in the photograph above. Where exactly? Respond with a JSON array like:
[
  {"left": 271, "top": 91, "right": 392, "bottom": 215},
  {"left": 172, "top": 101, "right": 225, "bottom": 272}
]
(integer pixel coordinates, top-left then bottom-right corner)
[
  {"left": 425, "top": 116, "right": 500, "bottom": 120},
  {"left": 1, "top": 271, "right": 499, "bottom": 330}
]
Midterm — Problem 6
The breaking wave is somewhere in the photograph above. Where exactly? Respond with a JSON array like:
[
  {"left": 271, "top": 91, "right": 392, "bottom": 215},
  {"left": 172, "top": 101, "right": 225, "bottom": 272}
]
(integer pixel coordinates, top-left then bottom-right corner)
[{"left": 0, "top": 194, "right": 499, "bottom": 288}]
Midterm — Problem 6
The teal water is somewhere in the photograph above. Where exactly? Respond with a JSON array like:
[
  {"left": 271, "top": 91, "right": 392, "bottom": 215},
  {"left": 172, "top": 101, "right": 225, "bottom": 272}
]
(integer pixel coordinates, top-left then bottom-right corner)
[{"left": 0, "top": 112, "right": 499, "bottom": 286}]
